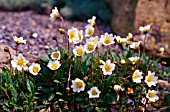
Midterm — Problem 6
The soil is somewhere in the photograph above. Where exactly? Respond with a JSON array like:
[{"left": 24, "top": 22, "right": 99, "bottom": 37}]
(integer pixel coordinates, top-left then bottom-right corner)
[{"left": 0, "top": 10, "right": 111, "bottom": 61}]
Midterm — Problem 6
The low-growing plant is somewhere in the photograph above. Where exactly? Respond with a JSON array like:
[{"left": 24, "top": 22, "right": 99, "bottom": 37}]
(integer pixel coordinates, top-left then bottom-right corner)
[{"left": 0, "top": 7, "right": 170, "bottom": 112}]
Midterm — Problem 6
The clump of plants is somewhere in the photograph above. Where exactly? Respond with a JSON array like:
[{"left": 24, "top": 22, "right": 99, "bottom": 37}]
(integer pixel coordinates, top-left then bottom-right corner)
[{"left": 0, "top": 7, "right": 170, "bottom": 112}]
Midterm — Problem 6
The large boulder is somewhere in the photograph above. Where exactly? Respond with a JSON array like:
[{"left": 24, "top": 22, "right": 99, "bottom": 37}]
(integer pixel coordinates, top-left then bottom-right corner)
[
  {"left": 108, "top": 0, "right": 170, "bottom": 57},
  {"left": 106, "top": 0, "right": 138, "bottom": 36}
]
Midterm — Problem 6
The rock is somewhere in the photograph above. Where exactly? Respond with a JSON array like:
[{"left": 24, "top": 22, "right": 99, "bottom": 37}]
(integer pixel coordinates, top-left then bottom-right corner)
[
  {"left": 108, "top": 0, "right": 170, "bottom": 57},
  {"left": 0, "top": 44, "right": 16, "bottom": 72},
  {"left": 108, "top": 0, "right": 170, "bottom": 38},
  {"left": 106, "top": 0, "right": 138, "bottom": 36}
]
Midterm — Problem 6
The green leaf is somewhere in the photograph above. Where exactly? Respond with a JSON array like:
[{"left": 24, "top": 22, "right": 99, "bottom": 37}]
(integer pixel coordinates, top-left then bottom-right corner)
[
  {"left": 106, "top": 74, "right": 115, "bottom": 87},
  {"left": 10, "top": 84, "right": 18, "bottom": 98},
  {"left": 4, "top": 71, "right": 11, "bottom": 83},
  {"left": 81, "top": 54, "right": 90, "bottom": 75},
  {"left": 56, "top": 92, "right": 63, "bottom": 95},
  {"left": 103, "top": 93, "right": 116, "bottom": 105},
  {"left": 58, "top": 99, "right": 64, "bottom": 102},
  {"left": 75, "top": 98, "right": 84, "bottom": 102},
  {"left": 26, "top": 79, "right": 35, "bottom": 93}
]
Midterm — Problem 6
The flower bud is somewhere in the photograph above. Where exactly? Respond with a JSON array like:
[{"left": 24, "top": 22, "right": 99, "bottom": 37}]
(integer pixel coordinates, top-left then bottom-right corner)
[
  {"left": 157, "top": 47, "right": 164, "bottom": 54},
  {"left": 161, "top": 61, "right": 167, "bottom": 65},
  {"left": 99, "top": 60, "right": 105, "bottom": 64},
  {"left": 59, "top": 28, "right": 65, "bottom": 34},
  {"left": 127, "top": 88, "right": 133, "bottom": 94},
  {"left": 4, "top": 47, "right": 9, "bottom": 52},
  {"left": 114, "top": 85, "right": 121, "bottom": 92},
  {"left": 120, "top": 59, "right": 126, "bottom": 64}
]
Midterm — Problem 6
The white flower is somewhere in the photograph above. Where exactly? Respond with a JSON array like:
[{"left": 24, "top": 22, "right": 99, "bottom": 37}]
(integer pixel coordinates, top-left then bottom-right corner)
[
  {"left": 71, "top": 78, "right": 85, "bottom": 93},
  {"left": 84, "top": 42, "right": 97, "bottom": 53},
  {"left": 29, "top": 63, "right": 41, "bottom": 75},
  {"left": 146, "top": 90, "right": 159, "bottom": 102},
  {"left": 100, "top": 60, "right": 116, "bottom": 75},
  {"left": 130, "top": 41, "right": 141, "bottom": 49},
  {"left": 67, "top": 27, "right": 79, "bottom": 44},
  {"left": 128, "top": 57, "right": 139, "bottom": 65},
  {"left": 13, "top": 36, "right": 26, "bottom": 44},
  {"left": 50, "top": 7, "right": 60, "bottom": 21},
  {"left": 47, "top": 60, "right": 61, "bottom": 70},
  {"left": 85, "top": 25, "right": 95, "bottom": 37},
  {"left": 73, "top": 45, "right": 84, "bottom": 56},
  {"left": 51, "top": 51, "right": 61, "bottom": 60},
  {"left": 139, "top": 25, "right": 151, "bottom": 34},
  {"left": 132, "top": 70, "right": 143, "bottom": 83},
  {"left": 126, "top": 33, "right": 133, "bottom": 40},
  {"left": 87, "top": 16, "right": 96, "bottom": 27},
  {"left": 114, "top": 85, "right": 121, "bottom": 92},
  {"left": 100, "top": 33, "right": 115, "bottom": 46},
  {"left": 11, "top": 53, "right": 29, "bottom": 71},
  {"left": 86, "top": 36, "right": 99, "bottom": 45},
  {"left": 115, "top": 35, "right": 127, "bottom": 44},
  {"left": 74, "top": 30, "right": 83, "bottom": 44},
  {"left": 144, "top": 71, "right": 158, "bottom": 87},
  {"left": 87, "top": 87, "right": 101, "bottom": 98}
]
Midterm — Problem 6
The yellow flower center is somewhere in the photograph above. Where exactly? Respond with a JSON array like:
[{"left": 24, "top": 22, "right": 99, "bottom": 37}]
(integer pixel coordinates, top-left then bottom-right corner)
[
  {"left": 78, "top": 33, "right": 82, "bottom": 40},
  {"left": 53, "top": 13, "right": 59, "bottom": 19},
  {"left": 33, "top": 66, "right": 39, "bottom": 73},
  {"left": 132, "top": 59, "right": 138, "bottom": 64},
  {"left": 132, "top": 73, "right": 138, "bottom": 79},
  {"left": 51, "top": 63, "right": 58, "bottom": 70},
  {"left": 104, "top": 37, "right": 111, "bottom": 44},
  {"left": 76, "top": 81, "right": 83, "bottom": 88},
  {"left": 148, "top": 92, "right": 154, "bottom": 98},
  {"left": 16, "top": 38, "right": 21, "bottom": 43},
  {"left": 92, "top": 39, "right": 97, "bottom": 44},
  {"left": 53, "top": 52, "right": 59, "bottom": 59},
  {"left": 17, "top": 58, "right": 25, "bottom": 66},
  {"left": 76, "top": 48, "right": 83, "bottom": 55},
  {"left": 147, "top": 76, "right": 153, "bottom": 82},
  {"left": 88, "top": 29, "right": 94, "bottom": 36},
  {"left": 87, "top": 44, "right": 94, "bottom": 51},
  {"left": 92, "top": 89, "right": 97, "bottom": 95},
  {"left": 69, "top": 31, "right": 76, "bottom": 39},
  {"left": 104, "top": 64, "right": 111, "bottom": 72}
]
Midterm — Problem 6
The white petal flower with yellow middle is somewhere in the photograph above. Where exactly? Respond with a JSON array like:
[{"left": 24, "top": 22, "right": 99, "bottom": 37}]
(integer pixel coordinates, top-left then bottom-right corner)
[
  {"left": 11, "top": 53, "right": 29, "bottom": 71},
  {"left": 115, "top": 35, "right": 127, "bottom": 44},
  {"left": 114, "top": 85, "right": 122, "bottom": 92},
  {"left": 13, "top": 36, "right": 26, "bottom": 44},
  {"left": 130, "top": 41, "right": 141, "bottom": 50},
  {"left": 126, "top": 33, "right": 133, "bottom": 40},
  {"left": 71, "top": 78, "right": 85, "bottom": 93},
  {"left": 29, "top": 63, "right": 41, "bottom": 75},
  {"left": 86, "top": 36, "right": 99, "bottom": 45},
  {"left": 144, "top": 71, "right": 158, "bottom": 87},
  {"left": 67, "top": 27, "right": 79, "bottom": 44},
  {"left": 128, "top": 57, "right": 139, "bottom": 65},
  {"left": 87, "top": 16, "right": 96, "bottom": 27},
  {"left": 73, "top": 45, "right": 84, "bottom": 56},
  {"left": 47, "top": 60, "right": 61, "bottom": 70},
  {"left": 139, "top": 25, "right": 151, "bottom": 34},
  {"left": 84, "top": 42, "right": 97, "bottom": 53},
  {"left": 87, "top": 87, "right": 101, "bottom": 98},
  {"left": 132, "top": 70, "right": 143, "bottom": 83},
  {"left": 100, "top": 33, "right": 115, "bottom": 46},
  {"left": 51, "top": 51, "right": 61, "bottom": 60},
  {"left": 100, "top": 60, "right": 116, "bottom": 75},
  {"left": 85, "top": 25, "right": 95, "bottom": 37},
  {"left": 74, "top": 30, "right": 83, "bottom": 44},
  {"left": 50, "top": 7, "right": 60, "bottom": 21},
  {"left": 146, "top": 90, "right": 159, "bottom": 102}
]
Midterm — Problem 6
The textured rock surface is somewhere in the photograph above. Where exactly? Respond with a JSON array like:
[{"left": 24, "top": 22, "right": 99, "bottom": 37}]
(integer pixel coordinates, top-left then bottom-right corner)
[{"left": 108, "top": 0, "right": 170, "bottom": 57}]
